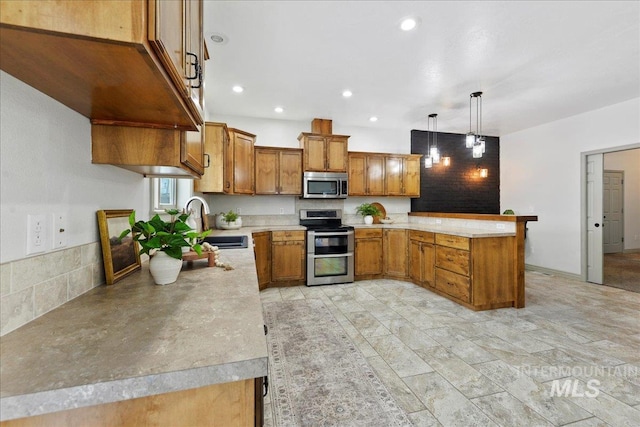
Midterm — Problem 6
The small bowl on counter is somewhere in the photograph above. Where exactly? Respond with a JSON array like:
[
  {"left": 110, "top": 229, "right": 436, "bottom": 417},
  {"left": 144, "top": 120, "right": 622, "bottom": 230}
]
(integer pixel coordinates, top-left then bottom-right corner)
[{"left": 379, "top": 218, "right": 394, "bottom": 224}]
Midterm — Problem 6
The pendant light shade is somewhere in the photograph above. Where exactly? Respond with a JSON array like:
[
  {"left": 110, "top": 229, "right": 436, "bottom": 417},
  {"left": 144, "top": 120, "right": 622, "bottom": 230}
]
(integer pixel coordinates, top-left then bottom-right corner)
[
  {"left": 428, "top": 113, "right": 440, "bottom": 164},
  {"left": 468, "top": 92, "right": 483, "bottom": 157},
  {"left": 424, "top": 156, "right": 433, "bottom": 168}
]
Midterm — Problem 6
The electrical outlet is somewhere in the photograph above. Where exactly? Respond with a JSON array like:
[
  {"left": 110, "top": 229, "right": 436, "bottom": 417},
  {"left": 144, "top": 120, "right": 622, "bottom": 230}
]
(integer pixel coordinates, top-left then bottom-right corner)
[
  {"left": 53, "top": 213, "right": 67, "bottom": 249},
  {"left": 236, "top": 208, "right": 241, "bottom": 215},
  {"left": 496, "top": 223, "right": 506, "bottom": 230},
  {"left": 26, "top": 214, "right": 47, "bottom": 255},
  {"left": 436, "top": 219, "right": 442, "bottom": 224},
  {"left": 280, "top": 208, "right": 284, "bottom": 215}
]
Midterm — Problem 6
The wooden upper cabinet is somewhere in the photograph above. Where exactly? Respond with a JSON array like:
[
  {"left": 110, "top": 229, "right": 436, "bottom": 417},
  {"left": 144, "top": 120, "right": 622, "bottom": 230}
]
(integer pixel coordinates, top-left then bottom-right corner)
[
  {"left": 255, "top": 147, "right": 303, "bottom": 195},
  {"left": 0, "top": 0, "right": 203, "bottom": 130},
  {"left": 194, "top": 122, "right": 228, "bottom": 193},
  {"left": 226, "top": 128, "right": 256, "bottom": 195},
  {"left": 298, "top": 133, "right": 349, "bottom": 172},
  {"left": 348, "top": 152, "right": 385, "bottom": 196}
]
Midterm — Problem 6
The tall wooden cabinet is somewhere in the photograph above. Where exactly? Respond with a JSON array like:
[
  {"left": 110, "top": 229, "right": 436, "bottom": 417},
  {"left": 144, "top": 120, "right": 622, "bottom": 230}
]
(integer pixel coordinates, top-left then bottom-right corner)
[
  {"left": 298, "top": 133, "right": 349, "bottom": 172},
  {"left": 194, "top": 122, "right": 227, "bottom": 193},
  {"left": 383, "top": 229, "right": 408, "bottom": 279},
  {"left": 1, "top": 1, "right": 207, "bottom": 178},
  {"left": 354, "top": 228, "right": 384, "bottom": 279},
  {"left": 348, "top": 152, "right": 385, "bottom": 196},
  {"left": 255, "top": 147, "right": 303, "bottom": 195}
]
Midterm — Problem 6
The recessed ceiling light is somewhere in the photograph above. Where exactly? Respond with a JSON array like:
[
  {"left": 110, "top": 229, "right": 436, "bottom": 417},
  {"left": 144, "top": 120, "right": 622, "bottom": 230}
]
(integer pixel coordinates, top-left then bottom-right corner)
[
  {"left": 400, "top": 18, "right": 417, "bottom": 31},
  {"left": 210, "top": 34, "right": 225, "bottom": 43},
  {"left": 369, "top": 116, "right": 378, "bottom": 122},
  {"left": 342, "top": 90, "right": 353, "bottom": 98},
  {"left": 232, "top": 85, "right": 244, "bottom": 93},
  {"left": 274, "top": 106, "right": 284, "bottom": 113}
]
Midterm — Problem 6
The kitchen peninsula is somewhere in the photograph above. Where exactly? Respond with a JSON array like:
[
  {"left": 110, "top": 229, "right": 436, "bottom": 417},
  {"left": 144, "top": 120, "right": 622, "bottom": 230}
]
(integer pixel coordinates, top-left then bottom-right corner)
[{"left": 0, "top": 240, "right": 267, "bottom": 426}]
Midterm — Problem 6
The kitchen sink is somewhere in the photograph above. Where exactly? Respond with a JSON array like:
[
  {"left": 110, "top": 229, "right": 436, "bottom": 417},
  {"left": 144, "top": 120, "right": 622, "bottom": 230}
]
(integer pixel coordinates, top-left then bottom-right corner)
[{"left": 202, "top": 235, "right": 248, "bottom": 249}]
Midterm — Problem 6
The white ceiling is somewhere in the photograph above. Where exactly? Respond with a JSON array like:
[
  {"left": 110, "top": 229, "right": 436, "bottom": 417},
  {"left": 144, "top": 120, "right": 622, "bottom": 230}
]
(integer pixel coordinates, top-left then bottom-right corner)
[{"left": 203, "top": 1, "right": 639, "bottom": 137}]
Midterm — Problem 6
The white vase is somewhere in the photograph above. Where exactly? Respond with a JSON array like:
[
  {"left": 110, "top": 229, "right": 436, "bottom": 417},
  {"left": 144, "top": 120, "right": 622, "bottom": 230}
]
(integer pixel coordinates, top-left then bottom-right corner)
[
  {"left": 364, "top": 215, "right": 374, "bottom": 225},
  {"left": 149, "top": 251, "right": 182, "bottom": 285}
]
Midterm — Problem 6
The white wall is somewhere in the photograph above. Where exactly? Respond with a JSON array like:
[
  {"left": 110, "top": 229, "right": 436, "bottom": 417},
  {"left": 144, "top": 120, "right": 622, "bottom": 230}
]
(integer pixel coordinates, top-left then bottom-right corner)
[
  {"left": 203, "top": 114, "right": 412, "bottom": 216},
  {"left": 501, "top": 98, "right": 640, "bottom": 275},
  {"left": 604, "top": 148, "right": 640, "bottom": 251},
  {"left": 0, "top": 72, "right": 150, "bottom": 263}
]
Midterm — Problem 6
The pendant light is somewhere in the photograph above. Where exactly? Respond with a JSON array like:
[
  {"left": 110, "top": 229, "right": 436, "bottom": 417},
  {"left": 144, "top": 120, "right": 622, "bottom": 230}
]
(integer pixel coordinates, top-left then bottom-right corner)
[
  {"left": 424, "top": 114, "right": 433, "bottom": 168},
  {"left": 469, "top": 92, "right": 483, "bottom": 158},
  {"left": 429, "top": 113, "right": 440, "bottom": 164}
]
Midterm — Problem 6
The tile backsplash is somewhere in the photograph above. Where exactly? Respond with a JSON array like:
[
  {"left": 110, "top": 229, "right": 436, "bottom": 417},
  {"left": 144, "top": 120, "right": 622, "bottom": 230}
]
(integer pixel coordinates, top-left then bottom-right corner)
[{"left": 0, "top": 242, "right": 105, "bottom": 336}]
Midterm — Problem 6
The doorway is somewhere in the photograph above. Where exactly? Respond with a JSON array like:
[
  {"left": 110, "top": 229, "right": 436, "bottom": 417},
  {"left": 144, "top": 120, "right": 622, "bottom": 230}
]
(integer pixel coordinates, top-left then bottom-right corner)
[{"left": 583, "top": 145, "right": 640, "bottom": 292}]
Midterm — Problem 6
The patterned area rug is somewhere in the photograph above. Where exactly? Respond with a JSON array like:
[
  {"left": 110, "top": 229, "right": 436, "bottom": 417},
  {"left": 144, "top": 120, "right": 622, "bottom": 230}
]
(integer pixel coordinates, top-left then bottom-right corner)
[
  {"left": 604, "top": 252, "right": 640, "bottom": 293},
  {"left": 263, "top": 299, "right": 412, "bottom": 426}
]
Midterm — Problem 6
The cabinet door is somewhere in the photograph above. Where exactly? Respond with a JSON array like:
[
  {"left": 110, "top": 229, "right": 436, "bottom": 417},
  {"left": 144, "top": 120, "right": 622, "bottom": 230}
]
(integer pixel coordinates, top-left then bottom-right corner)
[
  {"left": 279, "top": 150, "right": 302, "bottom": 195},
  {"left": 355, "top": 237, "right": 383, "bottom": 276},
  {"left": 302, "top": 135, "right": 327, "bottom": 171},
  {"left": 383, "top": 229, "right": 408, "bottom": 278},
  {"left": 255, "top": 148, "right": 279, "bottom": 195},
  {"left": 253, "top": 232, "right": 271, "bottom": 290},
  {"left": 348, "top": 153, "right": 367, "bottom": 196},
  {"left": 194, "top": 122, "right": 226, "bottom": 193},
  {"left": 185, "top": 0, "right": 204, "bottom": 122},
  {"left": 181, "top": 123, "right": 204, "bottom": 176},
  {"left": 148, "top": 0, "right": 187, "bottom": 97},
  {"left": 367, "top": 154, "right": 386, "bottom": 195},
  {"left": 230, "top": 130, "right": 255, "bottom": 194},
  {"left": 326, "top": 137, "right": 348, "bottom": 172},
  {"left": 403, "top": 156, "right": 421, "bottom": 196},
  {"left": 272, "top": 241, "right": 305, "bottom": 281},
  {"left": 409, "top": 239, "right": 422, "bottom": 283},
  {"left": 421, "top": 243, "right": 435, "bottom": 286},
  {"left": 385, "top": 156, "right": 403, "bottom": 195}
]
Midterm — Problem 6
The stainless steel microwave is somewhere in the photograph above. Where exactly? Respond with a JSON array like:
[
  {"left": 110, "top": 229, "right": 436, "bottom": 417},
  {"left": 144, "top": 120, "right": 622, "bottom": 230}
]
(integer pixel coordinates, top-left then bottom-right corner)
[{"left": 302, "top": 172, "right": 348, "bottom": 199}]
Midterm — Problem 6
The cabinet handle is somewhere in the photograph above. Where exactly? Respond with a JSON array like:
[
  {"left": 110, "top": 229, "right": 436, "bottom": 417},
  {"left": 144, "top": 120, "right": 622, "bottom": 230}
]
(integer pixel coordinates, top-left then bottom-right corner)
[
  {"left": 185, "top": 52, "right": 199, "bottom": 80},
  {"left": 204, "top": 153, "right": 210, "bottom": 168},
  {"left": 263, "top": 375, "right": 269, "bottom": 397}
]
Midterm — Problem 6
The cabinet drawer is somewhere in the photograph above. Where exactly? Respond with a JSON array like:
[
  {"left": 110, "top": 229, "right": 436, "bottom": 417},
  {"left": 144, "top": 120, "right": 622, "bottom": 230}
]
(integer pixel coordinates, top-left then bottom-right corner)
[
  {"left": 435, "top": 268, "right": 470, "bottom": 302},
  {"left": 435, "top": 233, "right": 470, "bottom": 250},
  {"left": 271, "top": 230, "right": 305, "bottom": 242},
  {"left": 435, "top": 246, "right": 470, "bottom": 276},
  {"left": 355, "top": 228, "right": 383, "bottom": 238},
  {"left": 409, "top": 230, "right": 435, "bottom": 243}
]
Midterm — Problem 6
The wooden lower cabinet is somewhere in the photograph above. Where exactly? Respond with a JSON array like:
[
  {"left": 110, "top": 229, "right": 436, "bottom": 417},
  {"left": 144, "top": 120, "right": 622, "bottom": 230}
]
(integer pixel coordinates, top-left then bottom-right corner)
[
  {"left": 383, "top": 229, "right": 408, "bottom": 279},
  {"left": 408, "top": 230, "right": 435, "bottom": 288},
  {"left": 354, "top": 228, "right": 383, "bottom": 279},
  {"left": 270, "top": 231, "right": 306, "bottom": 284},
  {"left": 1, "top": 379, "right": 262, "bottom": 427},
  {"left": 253, "top": 231, "right": 271, "bottom": 290}
]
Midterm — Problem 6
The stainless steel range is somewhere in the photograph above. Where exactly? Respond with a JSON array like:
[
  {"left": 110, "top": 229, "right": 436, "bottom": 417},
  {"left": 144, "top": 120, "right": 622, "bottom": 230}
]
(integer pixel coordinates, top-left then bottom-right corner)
[{"left": 300, "top": 209, "right": 354, "bottom": 286}]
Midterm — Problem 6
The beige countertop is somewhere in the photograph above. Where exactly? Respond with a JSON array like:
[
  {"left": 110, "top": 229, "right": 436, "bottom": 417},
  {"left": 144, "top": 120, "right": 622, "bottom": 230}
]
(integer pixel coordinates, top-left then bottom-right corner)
[
  {"left": 0, "top": 231, "right": 267, "bottom": 421},
  {"left": 351, "top": 222, "right": 516, "bottom": 238}
]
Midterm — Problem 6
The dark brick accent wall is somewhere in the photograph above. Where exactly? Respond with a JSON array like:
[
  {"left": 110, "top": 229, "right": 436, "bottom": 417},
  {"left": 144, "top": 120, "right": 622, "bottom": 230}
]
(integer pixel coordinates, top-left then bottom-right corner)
[{"left": 410, "top": 130, "right": 500, "bottom": 214}]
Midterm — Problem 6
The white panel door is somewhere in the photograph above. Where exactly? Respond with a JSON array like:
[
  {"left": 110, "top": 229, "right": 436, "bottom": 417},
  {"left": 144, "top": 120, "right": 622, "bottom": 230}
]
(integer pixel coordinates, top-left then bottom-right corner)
[
  {"left": 603, "top": 171, "right": 624, "bottom": 254},
  {"left": 586, "top": 154, "right": 603, "bottom": 284}
]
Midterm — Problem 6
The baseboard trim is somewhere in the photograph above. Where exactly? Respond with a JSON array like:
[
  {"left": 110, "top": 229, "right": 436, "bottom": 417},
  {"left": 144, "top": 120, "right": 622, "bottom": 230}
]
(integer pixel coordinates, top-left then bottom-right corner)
[
  {"left": 622, "top": 248, "right": 640, "bottom": 254},
  {"left": 525, "top": 264, "right": 582, "bottom": 281}
]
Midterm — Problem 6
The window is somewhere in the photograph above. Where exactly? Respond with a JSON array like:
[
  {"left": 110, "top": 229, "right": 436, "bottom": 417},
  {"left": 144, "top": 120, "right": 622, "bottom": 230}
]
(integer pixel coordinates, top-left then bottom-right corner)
[{"left": 152, "top": 178, "right": 177, "bottom": 212}]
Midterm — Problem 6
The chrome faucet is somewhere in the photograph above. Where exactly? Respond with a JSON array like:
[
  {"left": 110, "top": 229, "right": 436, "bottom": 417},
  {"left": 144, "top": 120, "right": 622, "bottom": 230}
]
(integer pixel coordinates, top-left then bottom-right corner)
[{"left": 183, "top": 196, "right": 211, "bottom": 232}]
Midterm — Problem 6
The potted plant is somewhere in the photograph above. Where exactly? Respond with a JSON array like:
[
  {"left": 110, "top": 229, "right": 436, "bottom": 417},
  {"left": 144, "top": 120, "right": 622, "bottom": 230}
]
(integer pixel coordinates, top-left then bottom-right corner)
[
  {"left": 219, "top": 209, "right": 242, "bottom": 230},
  {"left": 119, "top": 209, "right": 211, "bottom": 285},
  {"left": 355, "top": 203, "right": 382, "bottom": 225}
]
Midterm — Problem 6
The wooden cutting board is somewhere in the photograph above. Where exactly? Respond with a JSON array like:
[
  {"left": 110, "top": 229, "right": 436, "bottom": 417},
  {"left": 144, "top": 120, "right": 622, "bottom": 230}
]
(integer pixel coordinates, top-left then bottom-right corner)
[{"left": 371, "top": 202, "right": 386, "bottom": 224}]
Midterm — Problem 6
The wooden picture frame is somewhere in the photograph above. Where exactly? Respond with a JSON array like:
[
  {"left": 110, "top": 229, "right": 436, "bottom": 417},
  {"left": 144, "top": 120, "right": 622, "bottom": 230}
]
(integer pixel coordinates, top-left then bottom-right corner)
[{"left": 97, "top": 209, "right": 141, "bottom": 285}]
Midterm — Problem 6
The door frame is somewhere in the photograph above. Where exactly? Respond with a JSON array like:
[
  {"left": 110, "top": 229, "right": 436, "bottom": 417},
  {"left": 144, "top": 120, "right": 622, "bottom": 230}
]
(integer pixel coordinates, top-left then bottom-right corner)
[{"left": 580, "top": 143, "right": 640, "bottom": 282}]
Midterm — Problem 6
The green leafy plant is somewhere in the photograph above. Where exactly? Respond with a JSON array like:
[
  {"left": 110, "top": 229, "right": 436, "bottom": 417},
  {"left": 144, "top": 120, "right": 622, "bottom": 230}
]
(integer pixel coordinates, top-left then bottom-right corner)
[
  {"left": 223, "top": 210, "right": 240, "bottom": 223},
  {"left": 502, "top": 209, "right": 515, "bottom": 215},
  {"left": 119, "top": 209, "right": 211, "bottom": 260},
  {"left": 355, "top": 203, "right": 382, "bottom": 217}
]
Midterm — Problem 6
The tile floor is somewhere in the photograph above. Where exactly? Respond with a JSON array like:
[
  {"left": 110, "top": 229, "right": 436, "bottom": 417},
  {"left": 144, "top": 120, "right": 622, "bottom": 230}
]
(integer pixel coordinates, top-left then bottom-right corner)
[{"left": 260, "top": 271, "right": 640, "bottom": 426}]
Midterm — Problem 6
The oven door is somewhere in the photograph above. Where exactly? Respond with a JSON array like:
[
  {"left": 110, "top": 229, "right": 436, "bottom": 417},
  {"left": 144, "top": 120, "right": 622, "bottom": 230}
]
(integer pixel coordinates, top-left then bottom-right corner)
[
  {"left": 307, "top": 253, "right": 354, "bottom": 286},
  {"left": 308, "top": 231, "right": 354, "bottom": 254}
]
